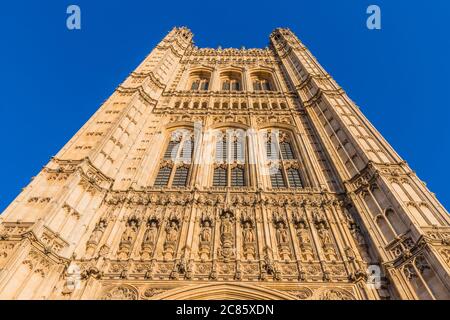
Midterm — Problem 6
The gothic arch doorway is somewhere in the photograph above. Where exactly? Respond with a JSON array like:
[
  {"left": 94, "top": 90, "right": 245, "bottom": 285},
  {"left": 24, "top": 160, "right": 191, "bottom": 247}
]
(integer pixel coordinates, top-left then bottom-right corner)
[{"left": 151, "top": 282, "right": 296, "bottom": 300}]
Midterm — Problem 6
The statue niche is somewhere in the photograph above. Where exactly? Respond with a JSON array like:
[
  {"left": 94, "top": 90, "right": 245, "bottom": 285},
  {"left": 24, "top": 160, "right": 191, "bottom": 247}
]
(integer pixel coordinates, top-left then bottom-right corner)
[
  {"left": 312, "top": 209, "right": 337, "bottom": 261},
  {"left": 241, "top": 209, "right": 256, "bottom": 260},
  {"left": 218, "top": 209, "right": 235, "bottom": 260},
  {"left": 273, "top": 211, "right": 291, "bottom": 261},
  {"left": 163, "top": 210, "right": 182, "bottom": 261},
  {"left": 86, "top": 218, "right": 107, "bottom": 256},
  {"left": 198, "top": 209, "right": 214, "bottom": 261},
  {"left": 292, "top": 209, "right": 314, "bottom": 261},
  {"left": 118, "top": 216, "right": 140, "bottom": 260},
  {"left": 141, "top": 211, "right": 162, "bottom": 260}
]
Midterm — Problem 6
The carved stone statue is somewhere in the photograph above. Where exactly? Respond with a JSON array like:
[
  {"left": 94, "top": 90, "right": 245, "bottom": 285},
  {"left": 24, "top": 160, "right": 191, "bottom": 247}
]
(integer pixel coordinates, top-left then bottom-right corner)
[
  {"left": 143, "top": 221, "right": 158, "bottom": 244},
  {"left": 318, "top": 229, "right": 331, "bottom": 244},
  {"left": 218, "top": 209, "right": 235, "bottom": 259},
  {"left": 276, "top": 222, "right": 289, "bottom": 244},
  {"left": 165, "top": 221, "right": 179, "bottom": 243},
  {"left": 243, "top": 222, "right": 255, "bottom": 243},
  {"left": 121, "top": 220, "right": 138, "bottom": 243},
  {"left": 220, "top": 211, "right": 233, "bottom": 235},
  {"left": 89, "top": 219, "right": 107, "bottom": 244},
  {"left": 200, "top": 221, "right": 211, "bottom": 242}
]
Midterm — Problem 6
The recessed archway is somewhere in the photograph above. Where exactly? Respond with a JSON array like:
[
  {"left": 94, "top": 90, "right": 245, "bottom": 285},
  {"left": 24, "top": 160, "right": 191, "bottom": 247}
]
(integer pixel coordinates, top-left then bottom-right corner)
[{"left": 150, "top": 282, "right": 297, "bottom": 300}]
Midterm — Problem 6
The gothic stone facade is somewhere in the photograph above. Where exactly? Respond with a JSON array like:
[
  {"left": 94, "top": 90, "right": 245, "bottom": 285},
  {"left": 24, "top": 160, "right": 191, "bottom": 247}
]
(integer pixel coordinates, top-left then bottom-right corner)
[{"left": 0, "top": 27, "right": 449, "bottom": 300}]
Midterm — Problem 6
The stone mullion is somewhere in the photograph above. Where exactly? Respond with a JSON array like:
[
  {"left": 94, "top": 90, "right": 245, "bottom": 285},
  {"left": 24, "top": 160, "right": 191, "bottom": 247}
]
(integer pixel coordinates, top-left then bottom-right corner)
[
  {"left": 189, "top": 124, "right": 204, "bottom": 189},
  {"left": 412, "top": 262, "right": 436, "bottom": 299}
]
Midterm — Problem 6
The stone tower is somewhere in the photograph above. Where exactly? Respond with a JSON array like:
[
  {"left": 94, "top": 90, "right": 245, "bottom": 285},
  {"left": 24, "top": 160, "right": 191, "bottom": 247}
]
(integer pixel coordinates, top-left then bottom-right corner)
[{"left": 0, "top": 27, "right": 449, "bottom": 300}]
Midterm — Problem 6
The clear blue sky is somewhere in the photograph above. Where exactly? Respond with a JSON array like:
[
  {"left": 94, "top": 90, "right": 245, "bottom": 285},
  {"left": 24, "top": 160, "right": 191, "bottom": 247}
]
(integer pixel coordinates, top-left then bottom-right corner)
[{"left": 0, "top": 1, "right": 449, "bottom": 212}]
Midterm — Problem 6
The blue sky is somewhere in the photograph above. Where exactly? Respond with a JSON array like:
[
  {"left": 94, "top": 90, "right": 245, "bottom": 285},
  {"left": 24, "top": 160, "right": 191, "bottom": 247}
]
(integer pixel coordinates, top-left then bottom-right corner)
[{"left": 0, "top": 1, "right": 449, "bottom": 212}]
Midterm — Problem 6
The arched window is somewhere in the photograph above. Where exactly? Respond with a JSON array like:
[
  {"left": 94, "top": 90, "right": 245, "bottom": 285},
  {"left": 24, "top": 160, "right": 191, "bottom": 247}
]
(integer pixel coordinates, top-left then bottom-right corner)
[
  {"left": 153, "top": 129, "right": 194, "bottom": 188},
  {"left": 213, "top": 167, "right": 227, "bottom": 187},
  {"left": 231, "top": 167, "right": 245, "bottom": 187},
  {"left": 287, "top": 168, "right": 303, "bottom": 188},
  {"left": 188, "top": 71, "right": 211, "bottom": 91},
  {"left": 154, "top": 166, "right": 171, "bottom": 187},
  {"left": 270, "top": 168, "right": 286, "bottom": 188},
  {"left": 265, "top": 130, "right": 305, "bottom": 189},
  {"left": 212, "top": 129, "right": 248, "bottom": 187},
  {"left": 280, "top": 140, "right": 294, "bottom": 159},
  {"left": 251, "top": 71, "right": 276, "bottom": 91},
  {"left": 220, "top": 71, "right": 242, "bottom": 92},
  {"left": 172, "top": 166, "right": 189, "bottom": 187}
]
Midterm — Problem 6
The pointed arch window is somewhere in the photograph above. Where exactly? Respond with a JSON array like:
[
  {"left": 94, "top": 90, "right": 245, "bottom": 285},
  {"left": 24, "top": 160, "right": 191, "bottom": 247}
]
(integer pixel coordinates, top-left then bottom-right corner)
[
  {"left": 212, "top": 129, "right": 248, "bottom": 188},
  {"left": 231, "top": 167, "right": 245, "bottom": 187},
  {"left": 287, "top": 168, "right": 303, "bottom": 188},
  {"left": 213, "top": 167, "right": 227, "bottom": 187},
  {"left": 270, "top": 168, "right": 286, "bottom": 188},
  {"left": 154, "top": 166, "right": 171, "bottom": 187},
  {"left": 265, "top": 130, "right": 306, "bottom": 189},
  {"left": 172, "top": 166, "right": 189, "bottom": 187},
  {"left": 189, "top": 71, "right": 211, "bottom": 91},
  {"left": 220, "top": 71, "right": 242, "bottom": 92},
  {"left": 153, "top": 129, "right": 194, "bottom": 188},
  {"left": 251, "top": 72, "right": 276, "bottom": 92}
]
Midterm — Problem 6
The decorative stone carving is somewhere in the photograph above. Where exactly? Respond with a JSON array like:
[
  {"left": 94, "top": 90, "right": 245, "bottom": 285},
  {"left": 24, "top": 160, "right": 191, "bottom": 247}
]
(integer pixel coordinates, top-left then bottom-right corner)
[
  {"left": 141, "top": 210, "right": 162, "bottom": 260},
  {"left": 163, "top": 211, "right": 182, "bottom": 260},
  {"left": 273, "top": 211, "right": 291, "bottom": 261},
  {"left": 241, "top": 209, "right": 256, "bottom": 260},
  {"left": 102, "top": 286, "right": 138, "bottom": 300},
  {"left": 118, "top": 216, "right": 140, "bottom": 259},
  {"left": 218, "top": 209, "right": 235, "bottom": 260},
  {"left": 86, "top": 219, "right": 107, "bottom": 256},
  {"left": 198, "top": 209, "right": 214, "bottom": 261},
  {"left": 319, "top": 289, "right": 354, "bottom": 300}
]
